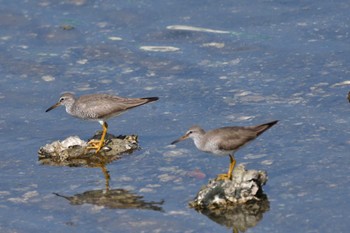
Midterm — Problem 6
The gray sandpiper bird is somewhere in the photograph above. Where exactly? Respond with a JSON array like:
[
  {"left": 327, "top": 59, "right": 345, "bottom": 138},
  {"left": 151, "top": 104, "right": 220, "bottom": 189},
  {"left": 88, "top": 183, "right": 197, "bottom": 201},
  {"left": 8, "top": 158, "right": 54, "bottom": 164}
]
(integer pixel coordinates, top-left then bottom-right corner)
[
  {"left": 171, "top": 120, "right": 278, "bottom": 180},
  {"left": 46, "top": 92, "right": 159, "bottom": 153}
]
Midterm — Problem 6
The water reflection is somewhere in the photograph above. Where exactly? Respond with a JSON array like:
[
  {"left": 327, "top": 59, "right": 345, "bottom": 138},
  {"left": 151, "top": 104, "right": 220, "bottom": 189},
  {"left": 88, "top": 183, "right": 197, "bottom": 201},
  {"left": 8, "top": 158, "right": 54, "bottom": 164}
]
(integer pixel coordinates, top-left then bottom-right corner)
[
  {"left": 51, "top": 160, "right": 164, "bottom": 212},
  {"left": 53, "top": 189, "right": 164, "bottom": 212},
  {"left": 193, "top": 195, "right": 269, "bottom": 233},
  {"left": 38, "top": 134, "right": 163, "bottom": 212}
]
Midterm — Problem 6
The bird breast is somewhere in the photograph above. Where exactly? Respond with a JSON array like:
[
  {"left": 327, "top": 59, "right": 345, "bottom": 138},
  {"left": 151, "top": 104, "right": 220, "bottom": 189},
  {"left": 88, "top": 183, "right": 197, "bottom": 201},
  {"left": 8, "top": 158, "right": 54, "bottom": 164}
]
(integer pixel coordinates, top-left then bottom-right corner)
[{"left": 194, "top": 136, "right": 231, "bottom": 156}]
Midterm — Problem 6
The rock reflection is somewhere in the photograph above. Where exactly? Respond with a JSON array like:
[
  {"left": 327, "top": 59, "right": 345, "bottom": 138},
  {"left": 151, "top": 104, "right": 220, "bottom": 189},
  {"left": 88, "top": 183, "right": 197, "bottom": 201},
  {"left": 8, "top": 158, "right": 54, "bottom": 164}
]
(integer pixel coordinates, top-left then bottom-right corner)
[
  {"left": 38, "top": 134, "right": 163, "bottom": 211},
  {"left": 39, "top": 133, "right": 163, "bottom": 211},
  {"left": 52, "top": 160, "right": 164, "bottom": 212},
  {"left": 193, "top": 195, "right": 269, "bottom": 233},
  {"left": 54, "top": 189, "right": 164, "bottom": 212}
]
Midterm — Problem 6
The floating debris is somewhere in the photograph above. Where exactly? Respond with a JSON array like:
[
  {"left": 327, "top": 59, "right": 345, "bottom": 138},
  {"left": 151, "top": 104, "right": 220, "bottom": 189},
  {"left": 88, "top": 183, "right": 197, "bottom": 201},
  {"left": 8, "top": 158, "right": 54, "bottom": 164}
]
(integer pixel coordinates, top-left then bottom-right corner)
[
  {"left": 41, "top": 75, "right": 55, "bottom": 82},
  {"left": 76, "top": 59, "right": 88, "bottom": 65},
  {"left": 60, "top": 24, "right": 75, "bottom": 30},
  {"left": 331, "top": 80, "right": 350, "bottom": 87},
  {"left": 108, "top": 36, "right": 123, "bottom": 41},
  {"left": 140, "top": 46, "right": 180, "bottom": 52},
  {"left": 201, "top": 42, "right": 225, "bottom": 48},
  {"left": 166, "top": 25, "right": 232, "bottom": 34},
  {"left": 187, "top": 168, "right": 206, "bottom": 179}
]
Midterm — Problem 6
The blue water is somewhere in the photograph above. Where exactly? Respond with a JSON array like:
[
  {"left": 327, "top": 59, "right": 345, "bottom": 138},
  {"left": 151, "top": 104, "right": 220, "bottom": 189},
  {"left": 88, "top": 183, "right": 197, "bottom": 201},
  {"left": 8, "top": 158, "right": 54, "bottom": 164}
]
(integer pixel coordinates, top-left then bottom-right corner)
[{"left": 0, "top": 0, "right": 349, "bottom": 232}]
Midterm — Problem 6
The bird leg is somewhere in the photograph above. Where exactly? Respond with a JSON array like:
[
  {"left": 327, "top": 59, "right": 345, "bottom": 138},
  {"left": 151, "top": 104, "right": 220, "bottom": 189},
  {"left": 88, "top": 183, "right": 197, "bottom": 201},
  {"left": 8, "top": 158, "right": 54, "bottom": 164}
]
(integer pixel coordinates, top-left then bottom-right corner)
[
  {"left": 216, "top": 154, "right": 236, "bottom": 180},
  {"left": 87, "top": 122, "right": 108, "bottom": 153},
  {"left": 227, "top": 154, "right": 236, "bottom": 179}
]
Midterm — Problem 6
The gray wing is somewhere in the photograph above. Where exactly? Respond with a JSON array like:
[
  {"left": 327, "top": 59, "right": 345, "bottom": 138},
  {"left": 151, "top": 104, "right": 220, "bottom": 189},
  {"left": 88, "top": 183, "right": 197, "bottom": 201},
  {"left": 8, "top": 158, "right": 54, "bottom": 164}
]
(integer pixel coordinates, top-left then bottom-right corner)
[
  {"left": 76, "top": 94, "right": 151, "bottom": 119},
  {"left": 211, "top": 127, "right": 258, "bottom": 151}
]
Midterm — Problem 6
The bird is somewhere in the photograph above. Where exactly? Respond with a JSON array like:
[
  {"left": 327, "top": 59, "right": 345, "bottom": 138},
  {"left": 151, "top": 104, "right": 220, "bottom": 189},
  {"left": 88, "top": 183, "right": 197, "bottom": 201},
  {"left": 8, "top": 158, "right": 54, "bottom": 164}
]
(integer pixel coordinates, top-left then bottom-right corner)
[
  {"left": 46, "top": 92, "right": 159, "bottom": 153},
  {"left": 171, "top": 120, "right": 278, "bottom": 180}
]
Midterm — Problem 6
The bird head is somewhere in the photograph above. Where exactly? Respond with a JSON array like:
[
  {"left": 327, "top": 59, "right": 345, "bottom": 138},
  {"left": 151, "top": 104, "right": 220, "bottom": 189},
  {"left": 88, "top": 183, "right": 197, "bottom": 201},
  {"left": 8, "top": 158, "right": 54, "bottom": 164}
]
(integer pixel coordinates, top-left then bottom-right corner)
[
  {"left": 46, "top": 93, "right": 75, "bottom": 112},
  {"left": 171, "top": 125, "right": 205, "bottom": 145}
]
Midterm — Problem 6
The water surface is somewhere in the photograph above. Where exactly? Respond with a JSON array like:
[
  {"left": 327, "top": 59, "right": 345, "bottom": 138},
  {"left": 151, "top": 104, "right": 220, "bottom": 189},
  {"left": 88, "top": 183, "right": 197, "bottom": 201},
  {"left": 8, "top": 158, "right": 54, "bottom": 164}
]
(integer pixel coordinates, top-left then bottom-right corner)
[{"left": 0, "top": 0, "right": 349, "bottom": 232}]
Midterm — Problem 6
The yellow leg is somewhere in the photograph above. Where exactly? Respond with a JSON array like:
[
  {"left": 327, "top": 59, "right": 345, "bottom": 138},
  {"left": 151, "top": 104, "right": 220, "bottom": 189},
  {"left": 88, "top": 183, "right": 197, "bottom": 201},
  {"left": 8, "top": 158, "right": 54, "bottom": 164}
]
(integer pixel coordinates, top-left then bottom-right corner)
[
  {"left": 88, "top": 122, "right": 108, "bottom": 153},
  {"left": 216, "top": 154, "right": 236, "bottom": 180},
  {"left": 227, "top": 154, "right": 236, "bottom": 180}
]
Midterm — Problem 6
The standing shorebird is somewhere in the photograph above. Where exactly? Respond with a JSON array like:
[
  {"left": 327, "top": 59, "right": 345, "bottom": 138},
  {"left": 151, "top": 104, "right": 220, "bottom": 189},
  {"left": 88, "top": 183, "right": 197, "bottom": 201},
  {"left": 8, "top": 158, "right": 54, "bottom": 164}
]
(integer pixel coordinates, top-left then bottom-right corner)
[
  {"left": 46, "top": 92, "right": 159, "bottom": 153},
  {"left": 171, "top": 120, "right": 278, "bottom": 180}
]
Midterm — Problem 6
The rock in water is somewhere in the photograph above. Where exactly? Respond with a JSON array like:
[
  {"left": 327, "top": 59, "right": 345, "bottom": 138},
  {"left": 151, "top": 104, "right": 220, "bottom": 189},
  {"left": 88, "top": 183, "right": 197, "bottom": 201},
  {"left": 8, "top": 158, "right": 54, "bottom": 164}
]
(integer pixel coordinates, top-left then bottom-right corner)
[
  {"left": 38, "top": 133, "right": 139, "bottom": 167},
  {"left": 189, "top": 164, "right": 268, "bottom": 208}
]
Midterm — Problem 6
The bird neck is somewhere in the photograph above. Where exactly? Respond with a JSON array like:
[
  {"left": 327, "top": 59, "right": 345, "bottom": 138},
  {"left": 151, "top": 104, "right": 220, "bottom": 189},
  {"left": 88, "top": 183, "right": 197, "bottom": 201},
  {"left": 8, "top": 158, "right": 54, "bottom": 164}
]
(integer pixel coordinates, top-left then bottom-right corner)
[
  {"left": 64, "top": 101, "right": 75, "bottom": 115},
  {"left": 192, "top": 134, "right": 205, "bottom": 150}
]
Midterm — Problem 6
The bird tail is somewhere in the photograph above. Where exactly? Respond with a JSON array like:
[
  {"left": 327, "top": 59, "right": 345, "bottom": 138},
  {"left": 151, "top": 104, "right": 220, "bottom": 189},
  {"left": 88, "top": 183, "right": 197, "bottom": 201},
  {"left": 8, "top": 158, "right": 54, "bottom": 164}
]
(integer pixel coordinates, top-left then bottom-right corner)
[
  {"left": 142, "top": 97, "right": 159, "bottom": 103},
  {"left": 255, "top": 120, "right": 278, "bottom": 136},
  {"left": 121, "top": 96, "right": 159, "bottom": 112}
]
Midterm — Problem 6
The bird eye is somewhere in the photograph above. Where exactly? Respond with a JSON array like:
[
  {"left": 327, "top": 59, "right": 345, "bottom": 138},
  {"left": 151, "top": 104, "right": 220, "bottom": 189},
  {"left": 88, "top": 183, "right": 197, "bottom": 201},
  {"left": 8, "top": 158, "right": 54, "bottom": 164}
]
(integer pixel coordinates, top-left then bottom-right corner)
[
  {"left": 188, "top": 131, "right": 193, "bottom": 134},
  {"left": 59, "top": 97, "right": 64, "bottom": 102}
]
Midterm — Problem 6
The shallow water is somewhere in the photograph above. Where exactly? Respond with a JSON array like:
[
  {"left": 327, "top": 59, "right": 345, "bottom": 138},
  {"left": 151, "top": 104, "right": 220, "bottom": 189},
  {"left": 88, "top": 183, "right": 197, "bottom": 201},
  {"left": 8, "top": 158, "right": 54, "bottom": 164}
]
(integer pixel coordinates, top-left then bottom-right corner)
[{"left": 0, "top": 0, "right": 349, "bottom": 232}]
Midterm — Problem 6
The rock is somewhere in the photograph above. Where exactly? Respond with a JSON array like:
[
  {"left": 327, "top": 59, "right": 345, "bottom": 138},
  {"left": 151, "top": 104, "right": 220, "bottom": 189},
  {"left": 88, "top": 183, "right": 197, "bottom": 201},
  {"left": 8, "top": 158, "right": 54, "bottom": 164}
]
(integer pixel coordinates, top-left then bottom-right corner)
[
  {"left": 189, "top": 164, "right": 268, "bottom": 207},
  {"left": 189, "top": 164, "right": 270, "bottom": 231},
  {"left": 38, "top": 132, "right": 139, "bottom": 167}
]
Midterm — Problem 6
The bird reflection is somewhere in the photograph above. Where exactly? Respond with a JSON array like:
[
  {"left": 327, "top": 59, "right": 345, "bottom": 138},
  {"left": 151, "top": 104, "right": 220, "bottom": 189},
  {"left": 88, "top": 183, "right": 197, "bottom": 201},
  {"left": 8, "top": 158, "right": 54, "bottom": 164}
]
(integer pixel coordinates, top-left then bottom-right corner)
[
  {"left": 100, "top": 165, "right": 111, "bottom": 191},
  {"left": 53, "top": 157, "right": 164, "bottom": 212},
  {"left": 54, "top": 189, "right": 164, "bottom": 212}
]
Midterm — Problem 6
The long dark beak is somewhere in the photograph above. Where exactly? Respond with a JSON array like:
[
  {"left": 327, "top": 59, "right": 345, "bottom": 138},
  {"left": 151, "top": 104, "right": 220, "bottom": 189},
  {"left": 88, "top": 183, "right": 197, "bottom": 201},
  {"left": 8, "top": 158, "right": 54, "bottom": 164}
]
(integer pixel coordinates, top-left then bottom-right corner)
[
  {"left": 45, "top": 102, "right": 61, "bottom": 112},
  {"left": 171, "top": 134, "right": 189, "bottom": 145}
]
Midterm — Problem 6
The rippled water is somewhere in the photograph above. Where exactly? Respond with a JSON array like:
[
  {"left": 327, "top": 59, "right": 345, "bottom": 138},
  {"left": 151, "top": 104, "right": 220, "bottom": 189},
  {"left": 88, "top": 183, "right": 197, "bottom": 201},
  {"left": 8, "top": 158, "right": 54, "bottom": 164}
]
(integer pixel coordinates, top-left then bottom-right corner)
[{"left": 0, "top": 1, "right": 349, "bottom": 232}]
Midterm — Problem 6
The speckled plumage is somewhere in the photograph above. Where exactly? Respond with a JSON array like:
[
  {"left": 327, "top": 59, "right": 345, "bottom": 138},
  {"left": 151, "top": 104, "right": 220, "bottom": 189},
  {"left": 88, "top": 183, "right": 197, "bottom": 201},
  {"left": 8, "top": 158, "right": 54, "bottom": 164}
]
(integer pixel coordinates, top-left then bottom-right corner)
[
  {"left": 171, "top": 120, "right": 278, "bottom": 180},
  {"left": 46, "top": 92, "right": 158, "bottom": 153},
  {"left": 47, "top": 92, "right": 158, "bottom": 121},
  {"left": 172, "top": 121, "right": 278, "bottom": 156}
]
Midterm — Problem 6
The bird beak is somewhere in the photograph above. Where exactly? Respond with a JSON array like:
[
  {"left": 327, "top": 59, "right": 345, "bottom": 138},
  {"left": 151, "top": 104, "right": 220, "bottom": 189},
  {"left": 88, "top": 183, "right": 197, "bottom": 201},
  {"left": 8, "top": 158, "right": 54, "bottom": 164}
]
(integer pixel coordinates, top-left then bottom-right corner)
[
  {"left": 45, "top": 102, "right": 61, "bottom": 112},
  {"left": 171, "top": 134, "right": 189, "bottom": 145}
]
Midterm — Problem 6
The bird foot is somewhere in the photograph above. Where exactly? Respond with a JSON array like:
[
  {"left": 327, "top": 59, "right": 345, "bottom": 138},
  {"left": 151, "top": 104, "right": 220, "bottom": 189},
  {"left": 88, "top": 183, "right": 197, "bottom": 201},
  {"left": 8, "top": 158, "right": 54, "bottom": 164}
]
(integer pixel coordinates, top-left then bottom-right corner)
[
  {"left": 87, "top": 139, "right": 105, "bottom": 153},
  {"left": 215, "top": 173, "right": 232, "bottom": 181}
]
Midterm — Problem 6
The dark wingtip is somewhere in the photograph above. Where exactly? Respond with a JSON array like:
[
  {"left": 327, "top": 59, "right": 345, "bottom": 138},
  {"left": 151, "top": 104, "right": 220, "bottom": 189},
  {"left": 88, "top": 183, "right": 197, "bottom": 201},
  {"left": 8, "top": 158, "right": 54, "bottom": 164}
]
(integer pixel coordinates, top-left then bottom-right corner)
[
  {"left": 144, "top": 97, "right": 159, "bottom": 102},
  {"left": 256, "top": 120, "right": 279, "bottom": 136},
  {"left": 264, "top": 120, "right": 279, "bottom": 129},
  {"left": 268, "top": 120, "right": 279, "bottom": 126}
]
